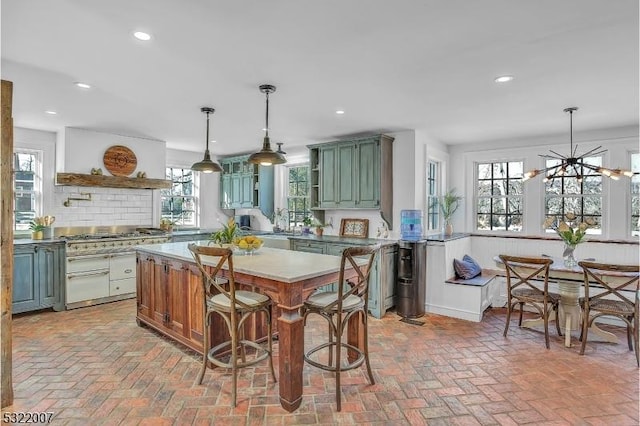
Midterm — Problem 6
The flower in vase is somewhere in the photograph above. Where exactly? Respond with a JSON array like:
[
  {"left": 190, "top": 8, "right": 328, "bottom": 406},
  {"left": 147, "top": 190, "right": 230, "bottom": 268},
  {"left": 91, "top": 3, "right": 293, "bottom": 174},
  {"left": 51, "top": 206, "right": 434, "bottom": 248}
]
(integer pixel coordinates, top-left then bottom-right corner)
[{"left": 543, "top": 213, "right": 594, "bottom": 247}]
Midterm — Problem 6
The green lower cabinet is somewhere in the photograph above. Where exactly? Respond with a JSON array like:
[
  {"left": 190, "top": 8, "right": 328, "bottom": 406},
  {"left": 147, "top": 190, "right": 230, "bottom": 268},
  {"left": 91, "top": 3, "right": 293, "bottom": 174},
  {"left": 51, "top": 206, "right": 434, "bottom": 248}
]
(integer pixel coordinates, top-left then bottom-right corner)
[
  {"left": 13, "top": 242, "right": 65, "bottom": 314},
  {"left": 290, "top": 238, "right": 397, "bottom": 318}
]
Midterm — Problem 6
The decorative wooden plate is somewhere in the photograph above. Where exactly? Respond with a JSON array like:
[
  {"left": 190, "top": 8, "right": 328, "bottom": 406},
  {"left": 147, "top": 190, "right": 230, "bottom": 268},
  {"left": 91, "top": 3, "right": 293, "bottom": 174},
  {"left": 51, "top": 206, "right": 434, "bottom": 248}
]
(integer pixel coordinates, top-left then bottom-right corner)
[{"left": 103, "top": 145, "right": 137, "bottom": 177}]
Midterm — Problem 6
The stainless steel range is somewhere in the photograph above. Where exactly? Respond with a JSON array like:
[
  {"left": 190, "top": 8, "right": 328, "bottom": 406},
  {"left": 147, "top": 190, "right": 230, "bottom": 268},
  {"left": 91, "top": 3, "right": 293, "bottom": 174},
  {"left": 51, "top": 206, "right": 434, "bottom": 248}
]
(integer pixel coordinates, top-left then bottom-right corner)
[{"left": 58, "top": 226, "right": 170, "bottom": 309}]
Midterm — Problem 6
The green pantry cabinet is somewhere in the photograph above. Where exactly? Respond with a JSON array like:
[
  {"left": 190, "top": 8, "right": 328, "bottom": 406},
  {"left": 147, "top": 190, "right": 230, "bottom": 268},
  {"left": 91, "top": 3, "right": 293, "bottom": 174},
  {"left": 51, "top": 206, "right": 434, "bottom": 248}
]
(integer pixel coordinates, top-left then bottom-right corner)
[
  {"left": 13, "top": 241, "right": 65, "bottom": 314},
  {"left": 219, "top": 154, "right": 274, "bottom": 218},
  {"left": 290, "top": 238, "right": 397, "bottom": 319},
  {"left": 308, "top": 134, "right": 394, "bottom": 228}
]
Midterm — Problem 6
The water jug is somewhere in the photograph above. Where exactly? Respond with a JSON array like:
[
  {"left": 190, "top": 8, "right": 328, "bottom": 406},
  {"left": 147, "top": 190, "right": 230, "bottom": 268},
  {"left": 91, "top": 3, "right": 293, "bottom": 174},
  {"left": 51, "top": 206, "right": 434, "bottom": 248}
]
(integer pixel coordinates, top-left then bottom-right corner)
[{"left": 400, "top": 210, "right": 423, "bottom": 241}]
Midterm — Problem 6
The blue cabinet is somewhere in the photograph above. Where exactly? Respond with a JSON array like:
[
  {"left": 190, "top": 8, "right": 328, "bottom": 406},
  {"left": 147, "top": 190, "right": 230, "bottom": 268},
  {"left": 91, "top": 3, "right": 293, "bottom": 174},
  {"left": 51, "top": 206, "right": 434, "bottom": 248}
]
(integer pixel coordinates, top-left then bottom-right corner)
[
  {"left": 308, "top": 134, "right": 394, "bottom": 228},
  {"left": 289, "top": 238, "right": 397, "bottom": 318},
  {"left": 13, "top": 242, "right": 65, "bottom": 314},
  {"left": 219, "top": 154, "right": 274, "bottom": 218}
]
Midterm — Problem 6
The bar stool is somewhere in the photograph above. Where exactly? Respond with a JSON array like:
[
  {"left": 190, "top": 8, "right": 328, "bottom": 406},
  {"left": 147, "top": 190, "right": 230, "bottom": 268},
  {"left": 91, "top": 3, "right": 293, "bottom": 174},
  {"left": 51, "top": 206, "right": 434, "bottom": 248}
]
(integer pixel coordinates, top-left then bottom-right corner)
[
  {"left": 302, "top": 244, "right": 380, "bottom": 411},
  {"left": 578, "top": 261, "right": 640, "bottom": 366},
  {"left": 188, "top": 243, "right": 277, "bottom": 407}
]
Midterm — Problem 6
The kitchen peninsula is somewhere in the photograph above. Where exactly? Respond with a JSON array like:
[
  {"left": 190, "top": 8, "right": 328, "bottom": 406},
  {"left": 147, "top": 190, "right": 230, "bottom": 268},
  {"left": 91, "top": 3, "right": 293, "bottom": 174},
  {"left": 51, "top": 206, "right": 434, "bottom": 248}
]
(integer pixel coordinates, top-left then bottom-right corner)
[{"left": 135, "top": 241, "right": 367, "bottom": 412}]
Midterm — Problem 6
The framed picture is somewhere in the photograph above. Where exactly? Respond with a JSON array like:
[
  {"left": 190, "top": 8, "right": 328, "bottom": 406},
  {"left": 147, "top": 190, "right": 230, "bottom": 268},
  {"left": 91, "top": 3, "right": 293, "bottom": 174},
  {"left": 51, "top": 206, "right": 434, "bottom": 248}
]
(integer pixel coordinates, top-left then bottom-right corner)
[{"left": 339, "top": 218, "right": 369, "bottom": 238}]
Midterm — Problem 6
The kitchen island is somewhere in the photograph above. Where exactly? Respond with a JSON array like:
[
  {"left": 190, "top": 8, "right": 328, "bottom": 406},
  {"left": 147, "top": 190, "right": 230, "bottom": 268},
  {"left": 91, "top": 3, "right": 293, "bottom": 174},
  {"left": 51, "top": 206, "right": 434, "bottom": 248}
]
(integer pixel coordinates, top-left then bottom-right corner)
[{"left": 135, "top": 241, "right": 366, "bottom": 412}]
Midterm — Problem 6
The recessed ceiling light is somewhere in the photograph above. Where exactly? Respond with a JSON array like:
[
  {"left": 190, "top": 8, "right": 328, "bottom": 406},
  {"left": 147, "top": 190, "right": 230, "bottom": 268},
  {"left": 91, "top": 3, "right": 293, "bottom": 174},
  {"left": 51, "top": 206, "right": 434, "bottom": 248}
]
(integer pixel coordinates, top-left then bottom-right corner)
[
  {"left": 133, "top": 31, "right": 152, "bottom": 41},
  {"left": 494, "top": 75, "right": 514, "bottom": 83},
  {"left": 210, "top": 140, "right": 217, "bottom": 143},
  {"left": 74, "top": 82, "right": 91, "bottom": 89},
  {"left": 45, "top": 110, "right": 57, "bottom": 115},
  {"left": 335, "top": 110, "right": 345, "bottom": 115}
]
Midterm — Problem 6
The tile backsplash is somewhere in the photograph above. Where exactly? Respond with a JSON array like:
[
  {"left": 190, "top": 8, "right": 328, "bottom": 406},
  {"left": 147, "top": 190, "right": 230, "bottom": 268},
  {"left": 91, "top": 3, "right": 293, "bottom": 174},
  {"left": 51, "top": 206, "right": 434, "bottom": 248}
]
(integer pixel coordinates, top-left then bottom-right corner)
[{"left": 51, "top": 186, "right": 153, "bottom": 227}]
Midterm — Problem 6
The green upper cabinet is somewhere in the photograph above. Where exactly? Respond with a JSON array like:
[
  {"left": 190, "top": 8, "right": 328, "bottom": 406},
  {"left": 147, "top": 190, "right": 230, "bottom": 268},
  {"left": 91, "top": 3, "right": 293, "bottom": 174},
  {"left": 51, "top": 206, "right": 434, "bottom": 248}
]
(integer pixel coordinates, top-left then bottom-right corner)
[
  {"left": 218, "top": 154, "right": 274, "bottom": 218},
  {"left": 308, "top": 134, "right": 394, "bottom": 229}
]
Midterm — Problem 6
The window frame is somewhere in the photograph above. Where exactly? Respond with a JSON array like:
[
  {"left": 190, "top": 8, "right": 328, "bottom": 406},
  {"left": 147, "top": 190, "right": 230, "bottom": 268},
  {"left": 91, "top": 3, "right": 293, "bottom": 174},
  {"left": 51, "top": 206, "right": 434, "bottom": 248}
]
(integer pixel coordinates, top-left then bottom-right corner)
[
  {"left": 161, "top": 167, "right": 198, "bottom": 228},
  {"left": 475, "top": 160, "right": 524, "bottom": 232},
  {"left": 13, "top": 148, "right": 43, "bottom": 232},
  {"left": 286, "top": 164, "right": 311, "bottom": 228},
  {"left": 630, "top": 152, "right": 640, "bottom": 237},
  {"left": 426, "top": 160, "right": 440, "bottom": 231},
  {"left": 543, "top": 156, "right": 603, "bottom": 235}
]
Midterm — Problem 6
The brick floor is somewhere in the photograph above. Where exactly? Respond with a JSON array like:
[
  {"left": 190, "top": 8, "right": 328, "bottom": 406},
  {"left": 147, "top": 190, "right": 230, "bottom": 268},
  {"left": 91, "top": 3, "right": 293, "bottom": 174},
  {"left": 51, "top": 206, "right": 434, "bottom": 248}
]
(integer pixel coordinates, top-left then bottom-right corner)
[{"left": 2, "top": 299, "right": 638, "bottom": 425}]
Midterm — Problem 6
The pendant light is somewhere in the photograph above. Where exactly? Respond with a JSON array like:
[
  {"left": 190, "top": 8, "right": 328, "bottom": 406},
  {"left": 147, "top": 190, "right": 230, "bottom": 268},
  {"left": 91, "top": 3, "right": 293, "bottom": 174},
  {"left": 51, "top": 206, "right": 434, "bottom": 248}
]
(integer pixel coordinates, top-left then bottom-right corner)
[
  {"left": 247, "top": 84, "right": 287, "bottom": 166},
  {"left": 191, "top": 107, "right": 222, "bottom": 173},
  {"left": 275, "top": 142, "right": 287, "bottom": 155}
]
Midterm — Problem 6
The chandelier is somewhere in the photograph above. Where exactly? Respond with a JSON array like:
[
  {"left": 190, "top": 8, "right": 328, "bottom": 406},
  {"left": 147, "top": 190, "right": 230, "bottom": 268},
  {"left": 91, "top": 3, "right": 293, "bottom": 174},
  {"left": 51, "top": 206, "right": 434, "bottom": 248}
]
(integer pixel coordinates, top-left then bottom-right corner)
[{"left": 523, "top": 107, "right": 632, "bottom": 182}]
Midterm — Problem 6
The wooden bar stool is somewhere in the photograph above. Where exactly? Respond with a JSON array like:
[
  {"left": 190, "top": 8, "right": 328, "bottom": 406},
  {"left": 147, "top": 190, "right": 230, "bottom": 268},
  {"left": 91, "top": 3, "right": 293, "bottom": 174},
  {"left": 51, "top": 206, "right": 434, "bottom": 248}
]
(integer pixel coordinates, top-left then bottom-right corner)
[
  {"left": 302, "top": 244, "right": 380, "bottom": 411},
  {"left": 188, "top": 244, "right": 277, "bottom": 407}
]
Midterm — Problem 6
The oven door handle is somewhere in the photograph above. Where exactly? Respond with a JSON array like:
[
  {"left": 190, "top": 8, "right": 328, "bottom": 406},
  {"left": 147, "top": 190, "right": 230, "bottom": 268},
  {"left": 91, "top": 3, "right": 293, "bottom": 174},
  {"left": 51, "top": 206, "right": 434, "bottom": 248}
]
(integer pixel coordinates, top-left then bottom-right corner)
[
  {"left": 67, "top": 270, "right": 109, "bottom": 279},
  {"left": 110, "top": 252, "right": 135, "bottom": 258},
  {"left": 67, "top": 254, "right": 111, "bottom": 262}
]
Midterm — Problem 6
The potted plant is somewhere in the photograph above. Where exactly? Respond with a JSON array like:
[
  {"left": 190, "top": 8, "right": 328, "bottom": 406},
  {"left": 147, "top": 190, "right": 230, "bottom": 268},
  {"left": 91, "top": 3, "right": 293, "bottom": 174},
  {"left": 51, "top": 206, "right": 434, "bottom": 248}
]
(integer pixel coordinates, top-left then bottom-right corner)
[
  {"left": 209, "top": 217, "right": 239, "bottom": 246},
  {"left": 29, "top": 220, "right": 45, "bottom": 240},
  {"left": 440, "top": 189, "right": 462, "bottom": 236},
  {"left": 302, "top": 216, "right": 313, "bottom": 235},
  {"left": 159, "top": 218, "right": 175, "bottom": 232}
]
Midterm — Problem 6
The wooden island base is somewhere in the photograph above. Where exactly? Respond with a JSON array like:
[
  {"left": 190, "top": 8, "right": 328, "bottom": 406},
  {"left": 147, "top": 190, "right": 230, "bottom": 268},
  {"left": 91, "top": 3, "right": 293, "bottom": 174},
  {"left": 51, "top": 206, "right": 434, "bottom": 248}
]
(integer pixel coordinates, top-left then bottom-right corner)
[{"left": 135, "top": 244, "right": 365, "bottom": 412}]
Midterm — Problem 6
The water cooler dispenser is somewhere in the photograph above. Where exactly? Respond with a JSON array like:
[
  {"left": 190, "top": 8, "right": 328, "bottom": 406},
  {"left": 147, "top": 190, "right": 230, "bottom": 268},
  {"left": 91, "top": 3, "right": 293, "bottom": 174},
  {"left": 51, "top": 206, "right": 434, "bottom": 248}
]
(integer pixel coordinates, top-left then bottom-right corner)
[{"left": 396, "top": 210, "right": 427, "bottom": 318}]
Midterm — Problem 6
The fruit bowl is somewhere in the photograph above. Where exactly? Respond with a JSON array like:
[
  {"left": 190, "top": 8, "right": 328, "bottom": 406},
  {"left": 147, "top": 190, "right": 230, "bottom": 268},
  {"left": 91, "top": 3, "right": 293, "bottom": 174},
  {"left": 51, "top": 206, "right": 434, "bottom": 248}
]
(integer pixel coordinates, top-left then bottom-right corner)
[{"left": 233, "top": 235, "right": 264, "bottom": 255}]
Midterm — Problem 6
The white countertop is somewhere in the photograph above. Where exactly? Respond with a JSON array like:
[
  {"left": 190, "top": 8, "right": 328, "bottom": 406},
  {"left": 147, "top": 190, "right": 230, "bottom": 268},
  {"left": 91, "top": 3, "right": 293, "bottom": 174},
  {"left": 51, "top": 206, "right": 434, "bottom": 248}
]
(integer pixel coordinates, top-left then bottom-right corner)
[{"left": 136, "top": 241, "right": 362, "bottom": 284}]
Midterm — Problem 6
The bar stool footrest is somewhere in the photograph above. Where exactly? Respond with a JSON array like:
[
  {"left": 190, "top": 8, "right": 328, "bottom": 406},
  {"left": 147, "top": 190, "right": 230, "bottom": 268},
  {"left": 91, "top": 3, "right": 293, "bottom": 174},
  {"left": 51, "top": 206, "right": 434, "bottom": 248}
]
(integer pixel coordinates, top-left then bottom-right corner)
[
  {"left": 208, "top": 339, "right": 271, "bottom": 369},
  {"left": 304, "top": 341, "right": 365, "bottom": 372}
]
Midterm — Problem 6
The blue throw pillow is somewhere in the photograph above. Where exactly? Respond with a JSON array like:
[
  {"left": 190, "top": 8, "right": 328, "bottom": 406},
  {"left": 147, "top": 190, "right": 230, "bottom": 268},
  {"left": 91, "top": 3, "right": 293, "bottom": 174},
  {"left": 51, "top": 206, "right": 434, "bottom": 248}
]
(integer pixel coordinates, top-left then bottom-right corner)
[{"left": 453, "top": 255, "right": 482, "bottom": 279}]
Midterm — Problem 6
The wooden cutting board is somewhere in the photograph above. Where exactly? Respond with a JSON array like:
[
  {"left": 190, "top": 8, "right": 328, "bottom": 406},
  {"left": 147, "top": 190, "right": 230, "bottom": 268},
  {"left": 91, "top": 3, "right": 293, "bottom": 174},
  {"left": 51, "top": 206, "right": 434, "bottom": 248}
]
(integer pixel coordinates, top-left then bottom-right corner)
[{"left": 103, "top": 145, "right": 137, "bottom": 177}]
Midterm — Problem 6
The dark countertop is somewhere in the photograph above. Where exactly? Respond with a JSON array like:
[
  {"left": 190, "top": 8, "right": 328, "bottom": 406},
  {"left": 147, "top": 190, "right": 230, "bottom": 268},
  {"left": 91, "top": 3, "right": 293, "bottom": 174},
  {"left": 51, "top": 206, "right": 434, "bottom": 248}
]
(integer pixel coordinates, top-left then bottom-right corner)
[
  {"left": 286, "top": 234, "right": 398, "bottom": 247},
  {"left": 423, "top": 233, "right": 470, "bottom": 243},
  {"left": 14, "top": 238, "right": 64, "bottom": 245}
]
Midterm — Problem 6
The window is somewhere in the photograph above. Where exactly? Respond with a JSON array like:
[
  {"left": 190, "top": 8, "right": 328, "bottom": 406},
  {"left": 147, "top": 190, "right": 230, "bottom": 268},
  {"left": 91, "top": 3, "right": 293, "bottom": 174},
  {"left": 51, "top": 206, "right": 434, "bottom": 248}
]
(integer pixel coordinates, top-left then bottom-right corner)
[
  {"left": 631, "top": 153, "right": 640, "bottom": 236},
  {"left": 13, "top": 149, "right": 41, "bottom": 231},
  {"left": 476, "top": 161, "right": 523, "bottom": 231},
  {"left": 544, "top": 156, "right": 602, "bottom": 234},
  {"left": 286, "top": 165, "right": 310, "bottom": 228},
  {"left": 426, "top": 160, "right": 440, "bottom": 230},
  {"left": 161, "top": 167, "right": 196, "bottom": 227}
]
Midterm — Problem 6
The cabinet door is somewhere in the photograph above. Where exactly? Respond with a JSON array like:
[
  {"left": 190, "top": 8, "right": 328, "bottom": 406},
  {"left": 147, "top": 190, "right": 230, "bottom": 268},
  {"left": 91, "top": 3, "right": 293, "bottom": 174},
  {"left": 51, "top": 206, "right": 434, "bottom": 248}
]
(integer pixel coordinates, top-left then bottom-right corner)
[
  {"left": 381, "top": 246, "right": 398, "bottom": 310},
  {"left": 166, "top": 261, "right": 187, "bottom": 336},
  {"left": 220, "top": 174, "right": 232, "bottom": 209},
  {"left": 38, "top": 245, "right": 62, "bottom": 308},
  {"left": 356, "top": 139, "right": 380, "bottom": 208},
  {"left": 240, "top": 173, "right": 254, "bottom": 207},
  {"left": 13, "top": 245, "right": 39, "bottom": 314},
  {"left": 258, "top": 165, "right": 274, "bottom": 218},
  {"left": 230, "top": 175, "right": 242, "bottom": 208},
  {"left": 151, "top": 260, "right": 168, "bottom": 325},
  {"left": 319, "top": 146, "right": 338, "bottom": 207},
  {"left": 136, "top": 255, "right": 155, "bottom": 322},
  {"left": 337, "top": 143, "right": 356, "bottom": 207},
  {"left": 368, "top": 255, "right": 381, "bottom": 317}
]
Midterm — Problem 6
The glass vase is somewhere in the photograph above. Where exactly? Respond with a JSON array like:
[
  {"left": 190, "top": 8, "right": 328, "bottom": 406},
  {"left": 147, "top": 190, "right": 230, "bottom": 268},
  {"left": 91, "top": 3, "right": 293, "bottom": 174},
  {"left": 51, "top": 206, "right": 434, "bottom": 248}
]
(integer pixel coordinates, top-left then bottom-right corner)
[{"left": 563, "top": 243, "right": 578, "bottom": 267}]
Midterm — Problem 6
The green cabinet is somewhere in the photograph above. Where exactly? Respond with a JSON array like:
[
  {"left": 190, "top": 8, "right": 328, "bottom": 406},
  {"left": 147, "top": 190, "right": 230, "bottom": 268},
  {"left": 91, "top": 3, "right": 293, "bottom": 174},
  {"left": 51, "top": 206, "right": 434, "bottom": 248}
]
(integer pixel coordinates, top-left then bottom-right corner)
[
  {"left": 13, "top": 242, "right": 65, "bottom": 314},
  {"left": 219, "top": 154, "right": 274, "bottom": 218},
  {"left": 289, "top": 237, "right": 397, "bottom": 318},
  {"left": 308, "top": 134, "right": 394, "bottom": 228}
]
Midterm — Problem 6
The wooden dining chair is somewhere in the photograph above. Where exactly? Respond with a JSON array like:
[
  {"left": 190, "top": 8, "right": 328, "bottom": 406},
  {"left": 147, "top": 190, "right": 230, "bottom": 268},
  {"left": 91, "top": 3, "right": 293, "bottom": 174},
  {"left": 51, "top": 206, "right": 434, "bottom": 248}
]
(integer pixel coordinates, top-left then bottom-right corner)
[
  {"left": 578, "top": 261, "right": 640, "bottom": 366},
  {"left": 188, "top": 243, "right": 277, "bottom": 407},
  {"left": 499, "top": 255, "right": 562, "bottom": 349},
  {"left": 301, "top": 244, "right": 380, "bottom": 411}
]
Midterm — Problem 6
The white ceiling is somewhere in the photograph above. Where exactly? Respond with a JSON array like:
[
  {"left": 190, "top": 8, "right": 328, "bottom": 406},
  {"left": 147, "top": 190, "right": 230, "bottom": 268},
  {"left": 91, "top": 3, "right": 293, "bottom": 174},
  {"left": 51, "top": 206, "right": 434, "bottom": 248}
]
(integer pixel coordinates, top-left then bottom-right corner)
[{"left": 1, "top": 0, "right": 638, "bottom": 156}]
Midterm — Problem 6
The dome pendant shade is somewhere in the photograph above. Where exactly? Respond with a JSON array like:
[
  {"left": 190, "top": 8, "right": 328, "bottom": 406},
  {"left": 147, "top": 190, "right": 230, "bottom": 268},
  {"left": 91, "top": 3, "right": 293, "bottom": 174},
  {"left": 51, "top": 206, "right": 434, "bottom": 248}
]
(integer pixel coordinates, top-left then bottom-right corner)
[
  {"left": 247, "top": 136, "right": 287, "bottom": 166},
  {"left": 191, "top": 107, "right": 222, "bottom": 173},
  {"left": 248, "top": 84, "right": 287, "bottom": 166}
]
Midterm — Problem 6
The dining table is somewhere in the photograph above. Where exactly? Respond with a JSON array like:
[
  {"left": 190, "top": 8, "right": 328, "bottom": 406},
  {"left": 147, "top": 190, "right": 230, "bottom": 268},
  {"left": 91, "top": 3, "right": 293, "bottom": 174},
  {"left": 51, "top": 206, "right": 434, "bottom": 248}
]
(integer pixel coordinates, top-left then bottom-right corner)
[
  {"left": 136, "top": 241, "right": 367, "bottom": 412},
  {"left": 493, "top": 255, "right": 620, "bottom": 348}
]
